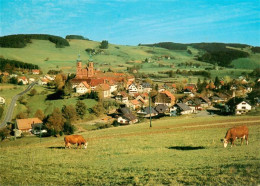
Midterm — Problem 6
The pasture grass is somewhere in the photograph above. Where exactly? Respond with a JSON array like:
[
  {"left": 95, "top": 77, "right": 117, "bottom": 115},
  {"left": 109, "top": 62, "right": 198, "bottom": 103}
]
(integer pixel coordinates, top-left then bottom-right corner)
[
  {"left": 0, "top": 115, "right": 259, "bottom": 185},
  {"left": 12, "top": 85, "right": 97, "bottom": 119}
]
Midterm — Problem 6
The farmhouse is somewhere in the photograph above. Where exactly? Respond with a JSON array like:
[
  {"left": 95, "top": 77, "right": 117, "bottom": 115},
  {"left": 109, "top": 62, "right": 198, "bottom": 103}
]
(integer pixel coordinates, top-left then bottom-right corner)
[
  {"left": 117, "top": 113, "right": 138, "bottom": 125},
  {"left": 115, "top": 91, "right": 129, "bottom": 103},
  {"left": 0, "top": 96, "right": 5, "bottom": 104},
  {"left": 18, "top": 76, "right": 28, "bottom": 85},
  {"left": 137, "top": 107, "right": 158, "bottom": 118},
  {"left": 128, "top": 83, "right": 138, "bottom": 95},
  {"left": 226, "top": 98, "right": 252, "bottom": 115},
  {"left": 174, "top": 103, "right": 193, "bottom": 115},
  {"left": 155, "top": 90, "right": 175, "bottom": 107},
  {"left": 96, "top": 84, "right": 111, "bottom": 98},
  {"left": 32, "top": 69, "right": 40, "bottom": 75},
  {"left": 16, "top": 118, "right": 43, "bottom": 133}
]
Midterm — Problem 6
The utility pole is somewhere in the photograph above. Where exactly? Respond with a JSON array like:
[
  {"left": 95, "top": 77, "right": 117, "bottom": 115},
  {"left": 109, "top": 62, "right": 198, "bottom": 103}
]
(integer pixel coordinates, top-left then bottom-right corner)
[{"left": 149, "top": 92, "right": 152, "bottom": 128}]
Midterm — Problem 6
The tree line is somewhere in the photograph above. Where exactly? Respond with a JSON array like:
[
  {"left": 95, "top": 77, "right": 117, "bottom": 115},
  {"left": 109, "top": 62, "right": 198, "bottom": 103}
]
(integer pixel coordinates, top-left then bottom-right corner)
[
  {"left": 0, "top": 58, "right": 39, "bottom": 72},
  {"left": 0, "top": 34, "right": 70, "bottom": 48},
  {"left": 65, "top": 35, "right": 89, "bottom": 40},
  {"left": 139, "top": 42, "right": 188, "bottom": 50}
]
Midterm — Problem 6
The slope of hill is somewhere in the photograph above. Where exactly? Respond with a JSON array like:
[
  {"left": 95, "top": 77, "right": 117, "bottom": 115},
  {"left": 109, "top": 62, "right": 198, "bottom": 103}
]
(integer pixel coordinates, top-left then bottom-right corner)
[
  {"left": 0, "top": 38, "right": 258, "bottom": 78},
  {"left": 0, "top": 115, "right": 259, "bottom": 185}
]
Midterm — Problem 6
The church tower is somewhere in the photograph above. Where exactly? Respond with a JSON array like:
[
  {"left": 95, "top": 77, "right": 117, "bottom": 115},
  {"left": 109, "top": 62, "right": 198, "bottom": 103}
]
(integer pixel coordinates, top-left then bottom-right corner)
[
  {"left": 88, "top": 62, "right": 94, "bottom": 77},
  {"left": 76, "top": 54, "right": 83, "bottom": 79}
]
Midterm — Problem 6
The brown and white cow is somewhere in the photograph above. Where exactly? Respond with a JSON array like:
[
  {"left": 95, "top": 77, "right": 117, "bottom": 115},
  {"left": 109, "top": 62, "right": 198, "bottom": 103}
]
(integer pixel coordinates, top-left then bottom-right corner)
[
  {"left": 64, "top": 135, "right": 88, "bottom": 149},
  {"left": 222, "top": 125, "right": 249, "bottom": 148}
]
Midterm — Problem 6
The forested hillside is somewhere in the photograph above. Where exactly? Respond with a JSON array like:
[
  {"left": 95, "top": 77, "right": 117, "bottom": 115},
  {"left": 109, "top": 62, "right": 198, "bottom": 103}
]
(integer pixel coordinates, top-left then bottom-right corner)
[{"left": 0, "top": 34, "right": 69, "bottom": 48}]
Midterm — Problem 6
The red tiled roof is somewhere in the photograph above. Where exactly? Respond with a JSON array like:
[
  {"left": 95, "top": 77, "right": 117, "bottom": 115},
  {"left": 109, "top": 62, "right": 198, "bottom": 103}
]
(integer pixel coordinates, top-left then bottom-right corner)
[
  {"left": 130, "top": 100, "right": 140, "bottom": 105},
  {"left": 161, "top": 90, "right": 175, "bottom": 101},
  {"left": 16, "top": 118, "right": 42, "bottom": 131},
  {"left": 19, "top": 76, "right": 27, "bottom": 81},
  {"left": 80, "top": 81, "right": 90, "bottom": 88},
  {"left": 96, "top": 83, "right": 110, "bottom": 91}
]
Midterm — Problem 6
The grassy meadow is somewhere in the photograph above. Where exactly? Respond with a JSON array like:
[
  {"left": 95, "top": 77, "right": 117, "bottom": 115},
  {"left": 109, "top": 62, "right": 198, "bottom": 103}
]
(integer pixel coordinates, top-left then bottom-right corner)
[
  {"left": 0, "top": 115, "right": 259, "bottom": 185},
  {"left": 12, "top": 85, "right": 97, "bottom": 119}
]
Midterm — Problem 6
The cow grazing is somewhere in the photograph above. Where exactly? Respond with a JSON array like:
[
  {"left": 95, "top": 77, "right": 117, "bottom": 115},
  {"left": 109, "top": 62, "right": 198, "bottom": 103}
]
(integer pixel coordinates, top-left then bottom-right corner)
[
  {"left": 64, "top": 135, "right": 88, "bottom": 149},
  {"left": 222, "top": 125, "right": 249, "bottom": 148}
]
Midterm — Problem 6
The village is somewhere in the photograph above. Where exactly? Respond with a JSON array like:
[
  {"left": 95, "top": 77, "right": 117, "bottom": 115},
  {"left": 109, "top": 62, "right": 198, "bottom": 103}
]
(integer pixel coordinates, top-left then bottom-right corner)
[{"left": 0, "top": 55, "right": 259, "bottom": 137}]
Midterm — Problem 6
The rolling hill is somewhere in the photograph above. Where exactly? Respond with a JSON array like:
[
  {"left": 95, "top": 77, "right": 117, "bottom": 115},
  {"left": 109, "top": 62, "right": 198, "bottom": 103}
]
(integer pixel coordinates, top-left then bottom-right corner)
[{"left": 0, "top": 36, "right": 259, "bottom": 78}]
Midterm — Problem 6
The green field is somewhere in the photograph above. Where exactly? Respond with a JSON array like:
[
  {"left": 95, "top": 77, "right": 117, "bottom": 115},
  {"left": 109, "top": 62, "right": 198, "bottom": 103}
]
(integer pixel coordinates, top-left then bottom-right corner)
[{"left": 0, "top": 115, "right": 259, "bottom": 185}]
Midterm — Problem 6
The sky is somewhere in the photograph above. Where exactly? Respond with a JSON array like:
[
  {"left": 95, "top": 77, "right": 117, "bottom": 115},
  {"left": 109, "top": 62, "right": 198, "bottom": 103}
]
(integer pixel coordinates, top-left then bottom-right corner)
[{"left": 0, "top": 0, "right": 259, "bottom": 46}]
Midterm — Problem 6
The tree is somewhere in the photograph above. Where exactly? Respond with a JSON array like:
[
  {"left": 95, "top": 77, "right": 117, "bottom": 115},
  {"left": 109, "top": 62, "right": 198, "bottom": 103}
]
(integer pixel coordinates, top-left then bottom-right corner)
[
  {"left": 63, "top": 81, "right": 73, "bottom": 97},
  {"left": 99, "top": 40, "right": 108, "bottom": 49},
  {"left": 46, "top": 108, "right": 65, "bottom": 134},
  {"left": 16, "top": 112, "right": 28, "bottom": 119},
  {"left": 54, "top": 74, "right": 65, "bottom": 90},
  {"left": 62, "top": 105, "right": 77, "bottom": 122},
  {"left": 76, "top": 100, "right": 87, "bottom": 119},
  {"left": 214, "top": 76, "right": 221, "bottom": 89},
  {"left": 63, "top": 121, "right": 75, "bottom": 135},
  {"left": 9, "top": 77, "right": 18, "bottom": 84},
  {"left": 29, "top": 88, "right": 37, "bottom": 96},
  {"left": 0, "top": 127, "right": 10, "bottom": 141},
  {"left": 91, "top": 102, "right": 105, "bottom": 116},
  {"left": 34, "top": 109, "right": 45, "bottom": 121}
]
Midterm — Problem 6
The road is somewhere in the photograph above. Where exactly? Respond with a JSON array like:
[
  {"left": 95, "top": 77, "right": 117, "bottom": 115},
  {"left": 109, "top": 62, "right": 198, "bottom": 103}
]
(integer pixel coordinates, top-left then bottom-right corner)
[{"left": 0, "top": 82, "right": 37, "bottom": 128}]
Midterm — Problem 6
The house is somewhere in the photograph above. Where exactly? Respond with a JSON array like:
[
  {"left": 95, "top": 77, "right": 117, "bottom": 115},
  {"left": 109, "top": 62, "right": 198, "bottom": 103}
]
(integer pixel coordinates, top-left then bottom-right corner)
[
  {"left": 115, "top": 91, "right": 129, "bottom": 103},
  {"left": 76, "top": 81, "right": 91, "bottom": 94},
  {"left": 155, "top": 90, "right": 175, "bottom": 107},
  {"left": 38, "top": 78, "right": 49, "bottom": 85},
  {"left": 108, "top": 80, "right": 118, "bottom": 93},
  {"left": 0, "top": 71, "right": 9, "bottom": 76},
  {"left": 32, "top": 69, "right": 40, "bottom": 75},
  {"left": 0, "top": 96, "right": 5, "bottom": 104},
  {"left": 138, "top": 83, "right": 152, "bottom": 93},
  {"left": 117, "top": 113, "right": 138, "bottom": 125},
  {"left": 226, "top": 98, "right": 252, "bottom": 115},
  {"left": 199, "top": 96, "right": 211, "bottom": 107},
  {"left": 183, "top": 97, "right": 202, "bottom": 112},
  {"left": 155, "top": 104, "right": 169, "bottom": 115},
  {"left": 116, "top": 106, "right": 139, "bottom": 124},
  {"left": 16, "top": 118, "right": 43, "bottom": 133},
  {"left": 137, "top": 107, "right": 158, "bottom": 118},
  {"left": 184, "top": 84, "right": 197, "bottom": 93},
  {"left": 45, "top": 75, "right": 56, "bottom": 81},
  {"left": 128, "top": 83, "right": 138, "bottom": 95},
  {"left": 96, "top": 84, "right": 111, "bottom": 98},
  {"left": 128, "top": 100, "right": 141, "bottom": 110},
  {"left": 18, "top": 76, "right": 28, "bottom": 85},
  {"left": 174, "top": 103, "right": 193, "bottom": 115},
  {"left": 88, "top": 78, "right": 105, "bottom": 90},
  {"left": 135, "top": 93, "right": 149, "bottom": 105},
  {"left": 29, "top": 78, "right": 35, "bottom": 83}
]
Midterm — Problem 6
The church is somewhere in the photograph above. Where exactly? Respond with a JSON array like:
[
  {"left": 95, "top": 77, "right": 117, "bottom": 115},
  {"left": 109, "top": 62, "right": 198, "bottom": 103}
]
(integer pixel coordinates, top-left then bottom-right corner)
[{"left": 75, "top": 56, "right": 94, "bottom": 79}]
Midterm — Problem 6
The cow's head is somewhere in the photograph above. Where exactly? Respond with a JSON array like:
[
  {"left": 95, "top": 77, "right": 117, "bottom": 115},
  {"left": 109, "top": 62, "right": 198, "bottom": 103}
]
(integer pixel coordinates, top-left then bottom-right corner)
[
  {"left": 221, "top": 139, "right": 228, "bottom": 148},
  {"left": 84, "top": 142, "right": 88, "bottom": 149}
]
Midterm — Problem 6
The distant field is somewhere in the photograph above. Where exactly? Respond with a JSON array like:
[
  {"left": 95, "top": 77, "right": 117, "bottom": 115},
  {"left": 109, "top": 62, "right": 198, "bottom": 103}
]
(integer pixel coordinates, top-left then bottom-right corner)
[
  {"left": 231, "top": 56, "right": 260, "bottom": 69},
  {"left": 0, "top": 115, "right": 259, "bottom": 185}
]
